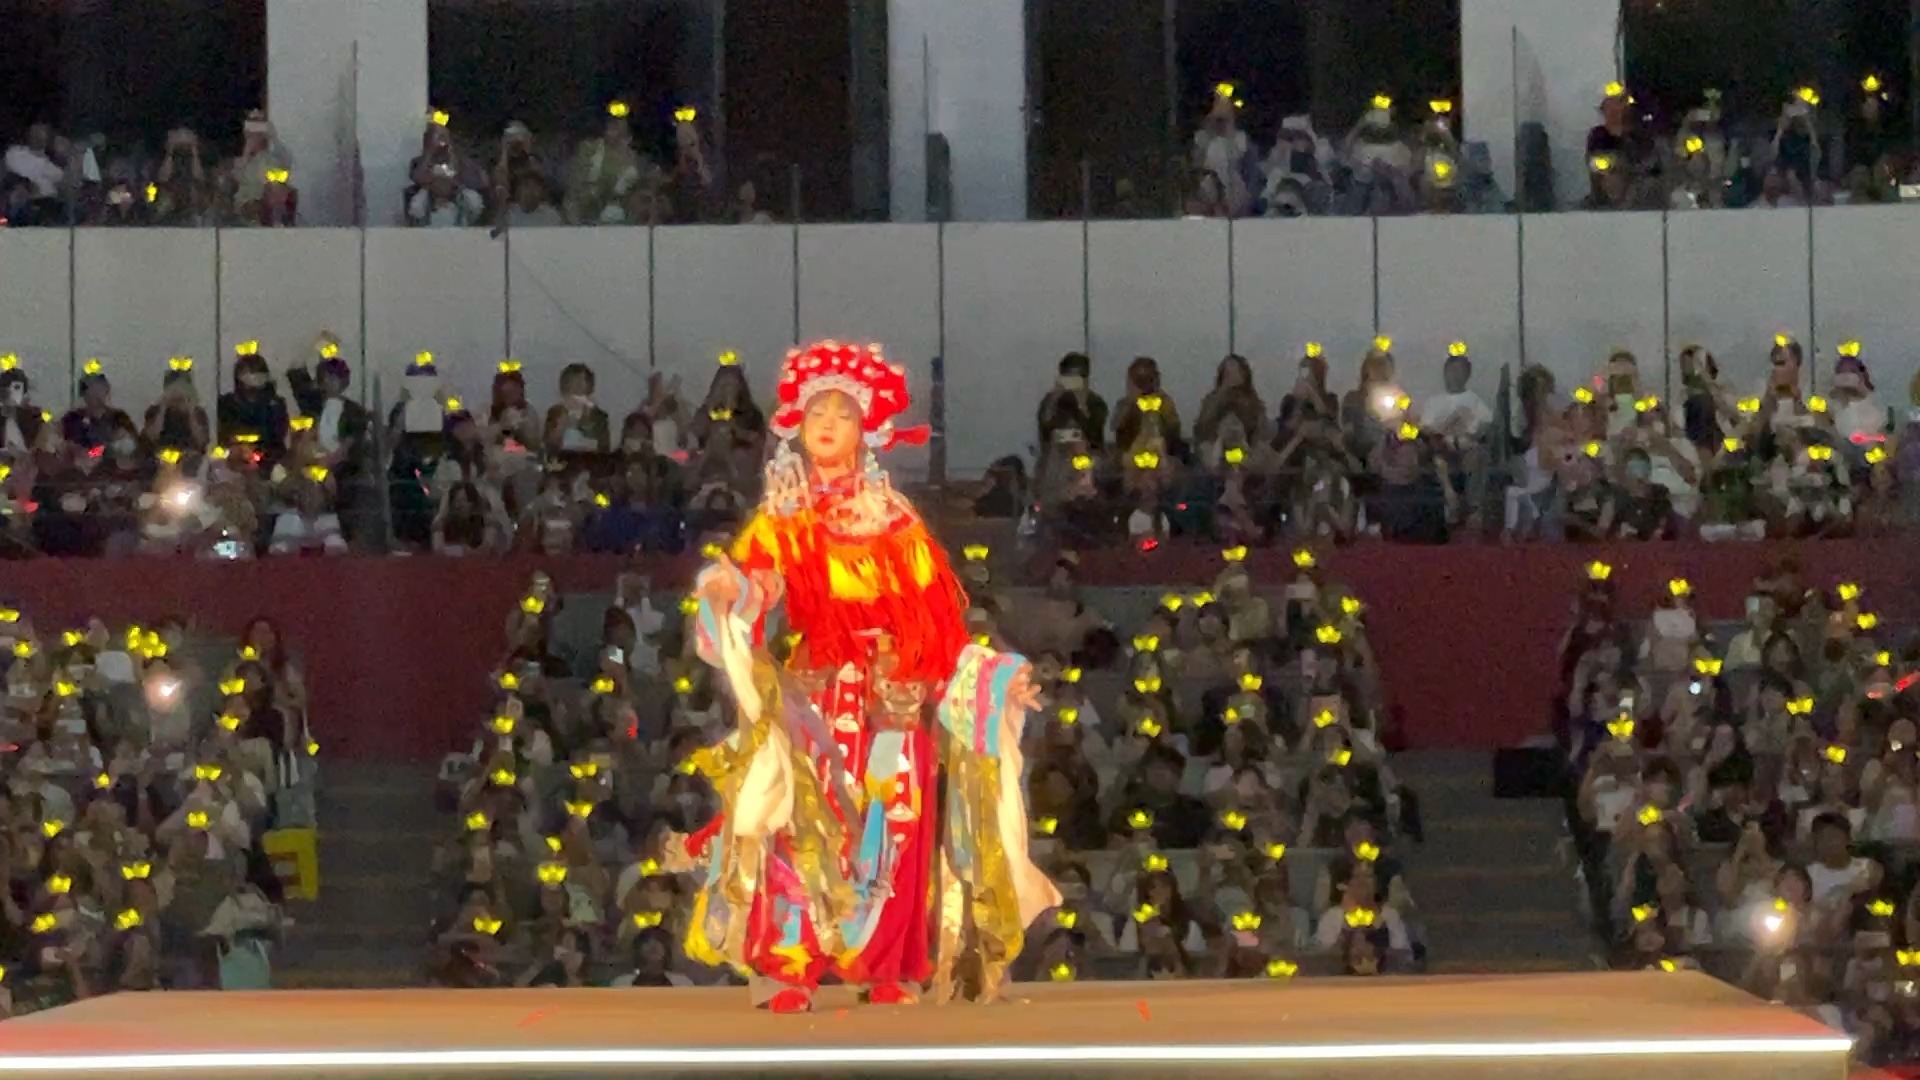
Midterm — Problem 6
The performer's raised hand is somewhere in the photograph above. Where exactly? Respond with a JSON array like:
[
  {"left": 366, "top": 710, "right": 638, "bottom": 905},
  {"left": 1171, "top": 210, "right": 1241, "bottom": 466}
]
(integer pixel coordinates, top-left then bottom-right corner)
[
  {"left": 698, "top": 552, "right": 741, "bottom": 609},
  {"left": 1007, "top": 663, "right": 1044, "bottom": 714}
]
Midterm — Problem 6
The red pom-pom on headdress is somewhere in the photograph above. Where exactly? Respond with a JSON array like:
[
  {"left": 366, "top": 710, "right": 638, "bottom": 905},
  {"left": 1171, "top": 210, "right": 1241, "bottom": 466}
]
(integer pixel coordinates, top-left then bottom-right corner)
[{"left": 770, "top": 340, "right": 928, "bottom": 452}]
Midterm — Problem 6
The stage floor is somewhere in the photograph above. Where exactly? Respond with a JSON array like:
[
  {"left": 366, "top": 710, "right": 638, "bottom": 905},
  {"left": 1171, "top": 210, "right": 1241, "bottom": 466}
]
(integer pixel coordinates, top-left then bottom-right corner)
[{"left": 0, "top": 972, "right": 1852, "bottom": 1078}]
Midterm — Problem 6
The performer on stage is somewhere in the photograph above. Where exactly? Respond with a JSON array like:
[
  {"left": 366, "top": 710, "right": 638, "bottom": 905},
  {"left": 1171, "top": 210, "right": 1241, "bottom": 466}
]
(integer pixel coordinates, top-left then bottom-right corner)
[{"left": 667, "top": 341, "right": 1058, "bottom": 1013}]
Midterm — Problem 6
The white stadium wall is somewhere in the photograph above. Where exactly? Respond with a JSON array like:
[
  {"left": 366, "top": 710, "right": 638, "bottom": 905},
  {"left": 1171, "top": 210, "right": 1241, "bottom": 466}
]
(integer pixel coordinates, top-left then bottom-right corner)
[{"left": 0, "top": 212, "right": 1908, "bottom": 475}]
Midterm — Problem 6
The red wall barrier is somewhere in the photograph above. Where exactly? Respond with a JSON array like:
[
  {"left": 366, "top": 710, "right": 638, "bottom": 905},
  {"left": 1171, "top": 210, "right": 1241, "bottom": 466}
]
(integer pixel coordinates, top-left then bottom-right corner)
[{"left": 0, "top": 541, "right": 1908, "bottom": 761}]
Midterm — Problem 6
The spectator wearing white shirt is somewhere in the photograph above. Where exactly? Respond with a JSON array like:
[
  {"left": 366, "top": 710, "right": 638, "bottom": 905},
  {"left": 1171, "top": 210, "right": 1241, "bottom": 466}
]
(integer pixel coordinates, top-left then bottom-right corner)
[
  {"left": 4, "top": 123, "right": 70, "bottom": 201},
  {"left": 1191, "top": 94, "right": 1252, "bottom": 217},
  {"left": 1625, "top": 401, "right": 1701, "bottom": 520},
  {"left": 407, "top": 166, "right": 485, "bottom": 227},
  {"left": 1829, "top": 351, "right": 1887, "bottom": 448},
  {"left": 1804, "top": 812, "right": 1877, "bottom": 908},
  {"left": 504, "top": 171, "right": 563, "bottom": 229},
  {"left": 1422, "top": 348, "right": 1493, "bottom": 524},
  {"left": 268, "top": 473, "right": 348, "bottom": 555},
  {"left": 1420, "top": 351, "right": 1492, "bottom": 445}
]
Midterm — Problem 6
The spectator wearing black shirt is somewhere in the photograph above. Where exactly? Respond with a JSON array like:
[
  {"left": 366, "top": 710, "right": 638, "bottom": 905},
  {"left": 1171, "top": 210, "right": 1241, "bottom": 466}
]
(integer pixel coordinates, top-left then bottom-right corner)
[
  {"left": 142, "top": 360, "right": 211, "bottom": 456},
  {"left": 0, "top": 365, "right": 50, "bottom": 457},
  {"left": 1107, "top": 744, "right": 1210, "bottom": 849},
  {"left": 216, "top": 350, "right": 290, "bottom": 462},
  {"left": 1615, "top": 447, "right": 1676, "bottom": 539},
  {"left": 61, "top": 365, "right": 132, "bottom": 452},
  {"left": 1037, "top": 352, "right": 1109, "bottom": 456}
]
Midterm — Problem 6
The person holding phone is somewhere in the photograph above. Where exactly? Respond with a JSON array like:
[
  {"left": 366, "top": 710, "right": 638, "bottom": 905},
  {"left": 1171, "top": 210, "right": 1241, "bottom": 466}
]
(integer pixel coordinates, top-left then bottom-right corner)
[{"left": 1037, "top": 352, "right": 1108, "bottom": 456}]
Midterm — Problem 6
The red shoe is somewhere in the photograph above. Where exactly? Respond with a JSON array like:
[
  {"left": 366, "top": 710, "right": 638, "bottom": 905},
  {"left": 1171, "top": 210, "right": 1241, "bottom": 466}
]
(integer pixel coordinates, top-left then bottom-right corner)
[
  {"left": 866, "top": 982, "right": 918, "bottom": 1006},
  {"left": 765, "top": 987, "right": 813, "bottom": 1014}
]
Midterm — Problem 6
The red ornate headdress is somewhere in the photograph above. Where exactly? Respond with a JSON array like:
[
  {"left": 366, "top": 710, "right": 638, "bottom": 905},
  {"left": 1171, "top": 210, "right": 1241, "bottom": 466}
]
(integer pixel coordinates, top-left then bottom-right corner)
[{"left": 771, "top": 340, "right": 929, "bottom": 452}]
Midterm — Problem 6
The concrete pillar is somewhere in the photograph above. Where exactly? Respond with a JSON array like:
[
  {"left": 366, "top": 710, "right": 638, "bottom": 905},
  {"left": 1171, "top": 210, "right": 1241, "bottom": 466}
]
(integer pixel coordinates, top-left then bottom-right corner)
[
  {"left": 1461, "top": 0, "right": 1618, "bottom": 210},
  {"left": 888, "top": 0, "right": 1028, "bottom": 222},
  {"left": 268, "top": 0, "right": 427, "bottom": 226}
]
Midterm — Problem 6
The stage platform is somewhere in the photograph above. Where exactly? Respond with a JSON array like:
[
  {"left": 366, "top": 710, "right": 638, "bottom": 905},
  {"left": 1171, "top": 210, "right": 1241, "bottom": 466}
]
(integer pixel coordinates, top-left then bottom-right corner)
[{"left": 0, "top": 972, "right": 1852, "bottom": 1078}]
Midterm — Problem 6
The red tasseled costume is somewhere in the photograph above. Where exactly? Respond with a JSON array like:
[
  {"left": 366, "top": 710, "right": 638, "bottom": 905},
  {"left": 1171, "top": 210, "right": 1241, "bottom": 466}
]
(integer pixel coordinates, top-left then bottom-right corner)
[{"left": 729, "top": 478, "right": 970, "bottom": 688}]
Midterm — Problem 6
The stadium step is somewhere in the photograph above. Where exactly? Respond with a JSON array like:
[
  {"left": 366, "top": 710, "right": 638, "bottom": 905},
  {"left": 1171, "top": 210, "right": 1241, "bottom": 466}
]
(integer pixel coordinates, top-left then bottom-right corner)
[
  {"left": 1394, "top": 750, "right": 1589, "bottom": 974},
  {"left": 287, "top": 760, "right": 441, "bottom": 990}
]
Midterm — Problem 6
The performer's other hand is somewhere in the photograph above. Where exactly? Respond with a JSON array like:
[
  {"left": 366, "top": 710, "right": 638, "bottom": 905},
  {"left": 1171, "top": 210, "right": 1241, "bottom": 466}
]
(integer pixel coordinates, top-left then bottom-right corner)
[
  {"left": 700, "top": 553, "right": 741, "bottom": 609},
  {"left": 1008, "top": 664, "right": 1043, "bottom": 714}
]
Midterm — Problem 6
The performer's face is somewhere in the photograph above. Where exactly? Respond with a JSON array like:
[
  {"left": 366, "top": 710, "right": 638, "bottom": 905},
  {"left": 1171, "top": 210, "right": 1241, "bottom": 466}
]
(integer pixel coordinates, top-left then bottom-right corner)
[{"left": 802, "top": 390, "right": 862, "bottom": 466}]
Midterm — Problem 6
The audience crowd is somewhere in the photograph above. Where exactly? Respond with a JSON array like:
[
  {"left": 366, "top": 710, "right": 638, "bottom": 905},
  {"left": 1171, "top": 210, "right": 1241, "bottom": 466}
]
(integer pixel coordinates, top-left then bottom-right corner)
[
  {"left": 1, "top": 103, "right": 757, "bottom": 229},
  {"left": 1018, "top": 334, "right": 1910, "bottom": 551},
  {"left": 426, "top": 548, "right": 1420, "bottom": 988},
  {"left": 9, "top": 77, "right": 1916, "bottom": 228},
  {"left": 0, "top": 611, "right": 314, "bottom": 1017},
  {"left": 1561, "top": 561, "right": 1920, "bottom": 1064},
  {"left": 3, "top": 328, "right": 1912, "bottom": 560},
  {"left": 1132, "top": 81, "right": 1919, "bottom": 218}
]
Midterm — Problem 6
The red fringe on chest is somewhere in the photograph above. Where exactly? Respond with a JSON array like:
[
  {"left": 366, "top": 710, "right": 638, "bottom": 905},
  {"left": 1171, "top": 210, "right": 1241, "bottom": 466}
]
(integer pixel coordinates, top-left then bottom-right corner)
[{"left": 732, "top": 501, "right": 970, "bottom": 688}]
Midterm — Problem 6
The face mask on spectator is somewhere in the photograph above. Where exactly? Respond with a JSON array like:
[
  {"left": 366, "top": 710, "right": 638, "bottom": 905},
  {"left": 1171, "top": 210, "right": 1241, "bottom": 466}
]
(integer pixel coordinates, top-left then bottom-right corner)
[
  {"left": 1833, "top": 373, "right": 1863, "bottom": 392},
  {"left": 112, "top": 436, "right": 136, "bottom": 456},
  {"left": 1626, "top": 458, "right": 1651, "bottom": 481}
]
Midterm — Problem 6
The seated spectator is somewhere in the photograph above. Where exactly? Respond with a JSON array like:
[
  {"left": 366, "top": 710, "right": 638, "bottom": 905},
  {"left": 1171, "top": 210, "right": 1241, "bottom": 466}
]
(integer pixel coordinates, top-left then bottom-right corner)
[
  {"left": 565, "top": 103, "right": 650, "bottom": 225},
  {"left": 609, "top": 928, "right": 692, "bottom": 987},
  {"left": 289, "top": 351, "right": 372, "bottom": 548},
  {"left": 267, "top": 469, "right": 347, "bottom": 555},
  {"left": 62, "top": 363, "right": 134, "bottom": 453},
  {"left": 406, "top": 113, "right": 482, "bottom": 209},
  {"left": 5, "top": 122, "right": 95, "bottom": 224},
  {"left": 1191, "top": 92, "right": 1254, "bottom": 218},
  {"left": 1611, "top": 447, "right": 1676, "bottom": 539},
  {"left": 434, "top": 481, "right": 511, "bottom": 555},
  {"left": 1107, "top": 744, "right": 1210, "bottom": 849},
  {"left": 545, "top": 364, "right": 611, "bottom": 455},
  {"left": 0, "top": 363, "right": 53, "bottom": 459},
  {"left": 144, "top": 358, "right": 211, "bottom": 456},
  {"left": 227, "top": 111, "right": 293, "bottom": 221},
  {"left": 1367, "top": 424, "right": 1454, "bottom": 544},
  {"left": 687, "top": 359, "right": 767, "bottom": 469},
  {"left": 1194, "top": 355, "right": 1266, "bottom": 465},
  {"left": 503, "top": 171, "right": 563, "bottom": 229},
  {"left": 1829, "top": 346, "right": 1888, "bottom": 448},
  {"left": 626, "top": 373, "right": 693, "bottom": 459},
  {"left": 216, "top": 347, "right": 291, "bottom": 462},
  {"left": 1117, "top": 863, "right": 1209, "bottom": 958},
  {"left": 580, "top": 457, "right": 683, "bottom": 555},
  {"left": 1340, "top": 341, "right": 1401, "bottom": 464},
  {"left": 407, "top": 164, "right": 485, "bottom": 227},
  {"left": 151, "top": 128, "right": 215, "bottom": 226},
  {"left": 490, "top": 120, "right": 549, "bottom": 212}
]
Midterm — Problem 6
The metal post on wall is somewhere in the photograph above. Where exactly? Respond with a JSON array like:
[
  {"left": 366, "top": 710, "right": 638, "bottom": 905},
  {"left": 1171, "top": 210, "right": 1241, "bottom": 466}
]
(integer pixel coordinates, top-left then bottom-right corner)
[
  {"left": 1225, "top": 216, "right": 1236, "bottom": 355},
  {"left": 501, "top": 214, "right": 514, "bottom": 361},
  {"left": 1660, "top": 209, "right": 1672, "bottom": 406},
  {"left": 1510, "top": 27, "right": 1526, "bottom": 372},
  {"left": 1368, "top": 215, "right": 1381, "bottom": 334},
  {"left": 930, "top": 222, "right": 948, "bottom": 489},
  {"left": 1079, "top": 159, "right": 1092, "bottom": 356},
  {"left": 1805, "top": 202, "right": 1819, "bottom": 393},
  {"left": 790, "top": 168, "right": 803, "bottom": 345},
  {"left": 213, "top": 228, "right": 224, "bottom": 405},
  {"left": 646, "top": 226, "right": 657, "bottom": 369},
  {"left": 65, "top": 181, "right": 79, "bottom": 389}
]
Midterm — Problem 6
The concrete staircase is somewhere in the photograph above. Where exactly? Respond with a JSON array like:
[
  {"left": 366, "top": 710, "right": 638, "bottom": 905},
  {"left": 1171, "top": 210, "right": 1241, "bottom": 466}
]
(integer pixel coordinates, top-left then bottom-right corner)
[
  {"left": 275, "top": 760, "right": 441, "bottom": 988},
  {"left": 1394, "top": 750, "right": 1598, "bottom": 974}
]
